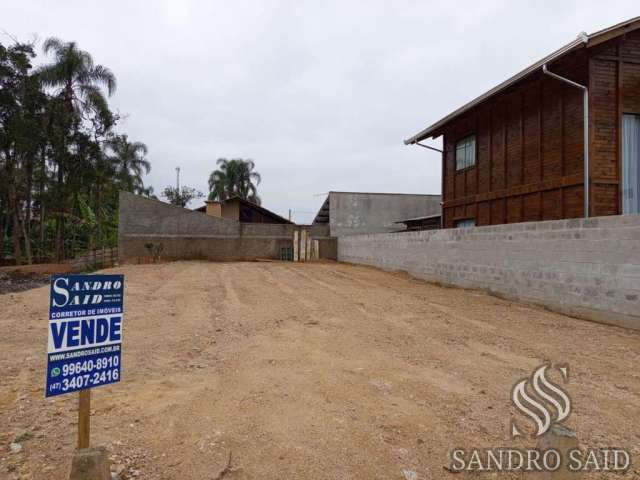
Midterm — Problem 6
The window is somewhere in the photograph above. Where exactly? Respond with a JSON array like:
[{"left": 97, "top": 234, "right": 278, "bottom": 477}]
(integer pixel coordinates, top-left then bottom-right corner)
[
  {"left": 454, "top": 218, "right": 475, "bottom": 229},
  {"left": 455, "top": 135, "right": 476, "bottom": 171},
  {"left": 623, "top": 114, "right": 640, "bottom": 214}
]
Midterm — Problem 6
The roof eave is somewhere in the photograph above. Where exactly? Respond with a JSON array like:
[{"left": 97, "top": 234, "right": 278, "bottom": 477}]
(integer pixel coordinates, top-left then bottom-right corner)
[
  {"left": 403, "top": 36, "right": 590, "bottom": 145},
  {"left": 405, "top": 16, "right": 640, "bottom": 146}
]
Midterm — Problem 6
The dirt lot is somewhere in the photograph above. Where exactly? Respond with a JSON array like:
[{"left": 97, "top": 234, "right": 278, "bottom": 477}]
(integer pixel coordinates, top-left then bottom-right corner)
[
  {"left": 1, "top": 261, "right": 639, "bottom": 479},
  {"left": 0, "top": 272, "right": 49, "bottom": 295}
]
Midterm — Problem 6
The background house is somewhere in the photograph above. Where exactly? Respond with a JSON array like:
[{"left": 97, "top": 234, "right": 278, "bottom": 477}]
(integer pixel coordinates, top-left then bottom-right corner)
[
  {"left": 313, "top": 191, "right": 441, "bottom": 236},
  {"left": 405, "top": 16, "right": 640, "bottom": 228},
  {"left": 393, "top": 214, "right": 442, "bottom": 232},
  {"left": 195, "top": 197, "right": 292, "bottom": 224}
]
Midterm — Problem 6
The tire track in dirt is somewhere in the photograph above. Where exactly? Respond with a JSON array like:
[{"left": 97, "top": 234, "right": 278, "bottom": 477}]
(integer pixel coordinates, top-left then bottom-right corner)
[
  {"left": 279, "top": 264, "right": 503, "bottom": 372},
  {"left": 256, "top": 264, "right": 322, "bottom": 312},
  {"left": 322, "top": 264, "right": 578, "bottom": 367}
]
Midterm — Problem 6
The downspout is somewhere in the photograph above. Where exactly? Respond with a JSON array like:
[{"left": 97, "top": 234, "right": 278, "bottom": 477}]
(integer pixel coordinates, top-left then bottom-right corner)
[
  {"left": 416, "top": 141, "right": 445, "bottom": 228},
  {"left": 542, "top": 63, "right": 589, "bottom": 218}
]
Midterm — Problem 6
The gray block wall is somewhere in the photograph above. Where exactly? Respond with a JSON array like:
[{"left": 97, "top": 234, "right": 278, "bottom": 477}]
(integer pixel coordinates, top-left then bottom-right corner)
[
  {"left": 118, "top": 192, "right": 336, "bottom": 262},
  {"left": 328, "top": 192, "right": 441, "bottom": 236},
  {"left": 119, "top": 191, "right": 240, "bottom": 236},
  {"left": 338, "top": 214, "right": 640, "bottom": 329}
]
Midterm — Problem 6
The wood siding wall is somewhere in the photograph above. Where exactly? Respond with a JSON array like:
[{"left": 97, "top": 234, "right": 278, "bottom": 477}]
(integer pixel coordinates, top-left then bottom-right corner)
[
  {"left": 441, "top": 30, "right": 640, "bottom": 228},
  {"left": 590, "top": 31, "right": 640, "bottom": 216}
]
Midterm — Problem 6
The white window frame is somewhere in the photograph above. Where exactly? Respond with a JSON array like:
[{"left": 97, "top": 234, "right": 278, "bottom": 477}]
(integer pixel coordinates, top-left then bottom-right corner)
[
  {"left": 622, "top": 113, "right": 640, "bottom": 214},
  {"left": 455, "top": 135, "right": 476, "bottom": 171}
]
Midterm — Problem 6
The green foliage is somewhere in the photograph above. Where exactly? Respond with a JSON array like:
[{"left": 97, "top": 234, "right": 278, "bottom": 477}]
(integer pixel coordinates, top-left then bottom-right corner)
[
  {"left": 107, "top": 134, "right": 150, "bottom": 194},
  {"left": 208, "top": 158, "right": 261, "bottom": 205},
  {"left": 0, "top": 36, "right": 151, "bottom": 264},
  {"left": 78, "top": 195, "right": 97, "bottom": 228},
  {"left": 140, "top": 185, "right": 157, "bottom": 199},
  {"left": 162, "top": 186, "right": 203, "bottom": 207}
]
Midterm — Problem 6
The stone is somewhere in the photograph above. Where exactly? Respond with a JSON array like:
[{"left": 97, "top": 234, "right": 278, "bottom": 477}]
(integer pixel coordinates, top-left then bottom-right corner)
[
  {"left": 535, "top": 424, "right": 581, "bottom": 480},
  {"left": 9, "top": 443, "right": 22, "bottom": 454},
  {"left": 69, "top": 447, "right": 111, "bottom": 480},
  {"left": 111, "top": 463, "right": 125, "bottom": 477},
  {"left": 402, "top": 469, "right": 417, "bottom": 480}
]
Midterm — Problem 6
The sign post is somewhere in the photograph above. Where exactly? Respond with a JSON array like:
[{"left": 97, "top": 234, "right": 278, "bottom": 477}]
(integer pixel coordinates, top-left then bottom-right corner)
[
  {"left": 78, "top": 390, "right": 91, "bottom": 449},
  {"left": 46, "top": 274, "right": 125, "bottom": 450}
]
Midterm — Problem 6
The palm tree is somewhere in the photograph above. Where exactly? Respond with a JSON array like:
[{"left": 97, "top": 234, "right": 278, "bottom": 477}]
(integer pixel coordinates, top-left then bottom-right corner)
[
  {"left": 208, "top": 158, "right": 261, "bottom": 205},
  {"left": 35, "top": 37, "right": 117, "bottom": 260},
  {"left": 140, "top": 185, "right": 157, "bottom": 199},
  {"left": 106, "top": 134, "right": 151, "bottom": 194},
  {"left": 36, "top": 37, "right": 116, "bottom": 126}
]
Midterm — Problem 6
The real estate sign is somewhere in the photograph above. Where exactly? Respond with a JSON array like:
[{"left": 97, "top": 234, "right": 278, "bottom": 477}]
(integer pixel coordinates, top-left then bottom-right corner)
[{"left": 45, "top": 274, "right": 124, "bottom": 397}]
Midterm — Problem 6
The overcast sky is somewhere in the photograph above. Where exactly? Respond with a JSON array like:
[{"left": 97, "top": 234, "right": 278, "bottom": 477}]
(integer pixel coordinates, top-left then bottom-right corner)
[{"left": 3, "top": 1, "right": 638, "bottom": 222}]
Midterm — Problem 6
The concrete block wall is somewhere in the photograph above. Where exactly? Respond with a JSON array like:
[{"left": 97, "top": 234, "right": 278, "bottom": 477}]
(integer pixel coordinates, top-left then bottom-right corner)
[
  {"left": 327, "top": 192, "right": 441, "bottom": 236},
  {"left": 338, "top": 214, "right": 640, "bottom": 329},
  {"left": 119, "top": 235, "right": 295, "bottom": 262},
  {"left": 119, "top": 191, "right": 240, "bottom": 237}
]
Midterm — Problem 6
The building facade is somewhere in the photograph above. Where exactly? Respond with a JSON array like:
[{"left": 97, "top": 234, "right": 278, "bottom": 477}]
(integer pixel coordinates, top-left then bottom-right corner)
[
  {"left": 313, "top": 191, "right": 441, "bottom": 236},
  {"left": 405, "top": 17, "right": 640, "bottom": 228},
  {"left": 195, "top": 197, "right": 292, "bottom": 224}
]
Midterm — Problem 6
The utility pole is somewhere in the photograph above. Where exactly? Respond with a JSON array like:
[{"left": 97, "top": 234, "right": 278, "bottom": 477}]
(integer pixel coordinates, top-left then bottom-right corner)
[
  {"left": 175, "top": 167, "right": 180, "bottom": 191},
  {"left": 288, "top": 209, "right": 292, "bottom": 221}
]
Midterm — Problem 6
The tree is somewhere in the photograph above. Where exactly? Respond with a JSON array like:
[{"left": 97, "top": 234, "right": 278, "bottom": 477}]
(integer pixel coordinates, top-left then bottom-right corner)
[
  {"left": 36, "top": 37, "right": 117, "bottom": 260},
  {"left": 0, "top": 41, "right": 46, "bottom": 264},
  {"left": 208, "top": 158, "right": 261, "bottom": 205},
  {"left": 140, "top": 185, "right": 157, "bottom": 199},
  {"left": 0, "top": 36, "right": 151, "bottom": 265},
  {"left": 36, "top": 37, "right": 116, "bottom": 127},
  {"left": 107, "top": 134, "right": 151, "bottom": 194},
  {"left": 162, "top": 186, "right": 203, "bottom": 207}
]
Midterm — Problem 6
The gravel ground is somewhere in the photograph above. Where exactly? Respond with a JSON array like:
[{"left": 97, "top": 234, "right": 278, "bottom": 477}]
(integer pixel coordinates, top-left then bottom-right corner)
[{"left": 1, "top": 261, "right": 639, "bottom": 479}]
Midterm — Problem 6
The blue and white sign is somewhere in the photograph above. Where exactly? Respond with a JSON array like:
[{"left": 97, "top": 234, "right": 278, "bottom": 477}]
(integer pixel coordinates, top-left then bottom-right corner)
[{"left": 45, "top": 274, "right": 124, "bottom": 397}]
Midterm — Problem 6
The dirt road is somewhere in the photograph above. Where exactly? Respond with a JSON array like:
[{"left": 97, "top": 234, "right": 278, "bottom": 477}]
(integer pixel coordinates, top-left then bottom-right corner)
[{"left": 1, "top": 261, "right": 639, "bottom": 479}]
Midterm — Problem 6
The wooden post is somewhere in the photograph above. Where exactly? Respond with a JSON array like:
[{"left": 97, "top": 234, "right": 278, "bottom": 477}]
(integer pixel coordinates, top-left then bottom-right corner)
[
  {"left": 300, "top": 230, "right": 307, "bottom": 262},
  {"left": 306, "top": 235, "right": 311, "bottom": 261},
  {"left": 293, "top": 230, "right": 299, "bottom": 262},
  {"left": 78, "top": 390, "right": 91, "bottom": 449}
]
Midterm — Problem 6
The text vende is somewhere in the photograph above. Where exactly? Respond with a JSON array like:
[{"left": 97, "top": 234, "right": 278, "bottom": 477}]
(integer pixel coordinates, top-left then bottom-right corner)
[{"left": 49, "top": 316, "right": 122, "bottom": 352}]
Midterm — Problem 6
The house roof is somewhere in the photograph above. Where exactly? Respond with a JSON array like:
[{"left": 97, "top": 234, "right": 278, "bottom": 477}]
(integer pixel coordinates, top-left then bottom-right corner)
[
  {"left": 232, "top": 196, "right": 293, "bottom": 224},
  {"left": 404, "top": 16, "right": 640, "bottom": 145},
  {"left": 313, "top": 195, "right": 331, "bottom": 224},
  {"left": 394, "top": 213, "right": 442, "bottom": 224},
  {"left": 194, "top": 196, "right": 293, "bottom": 224}
]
